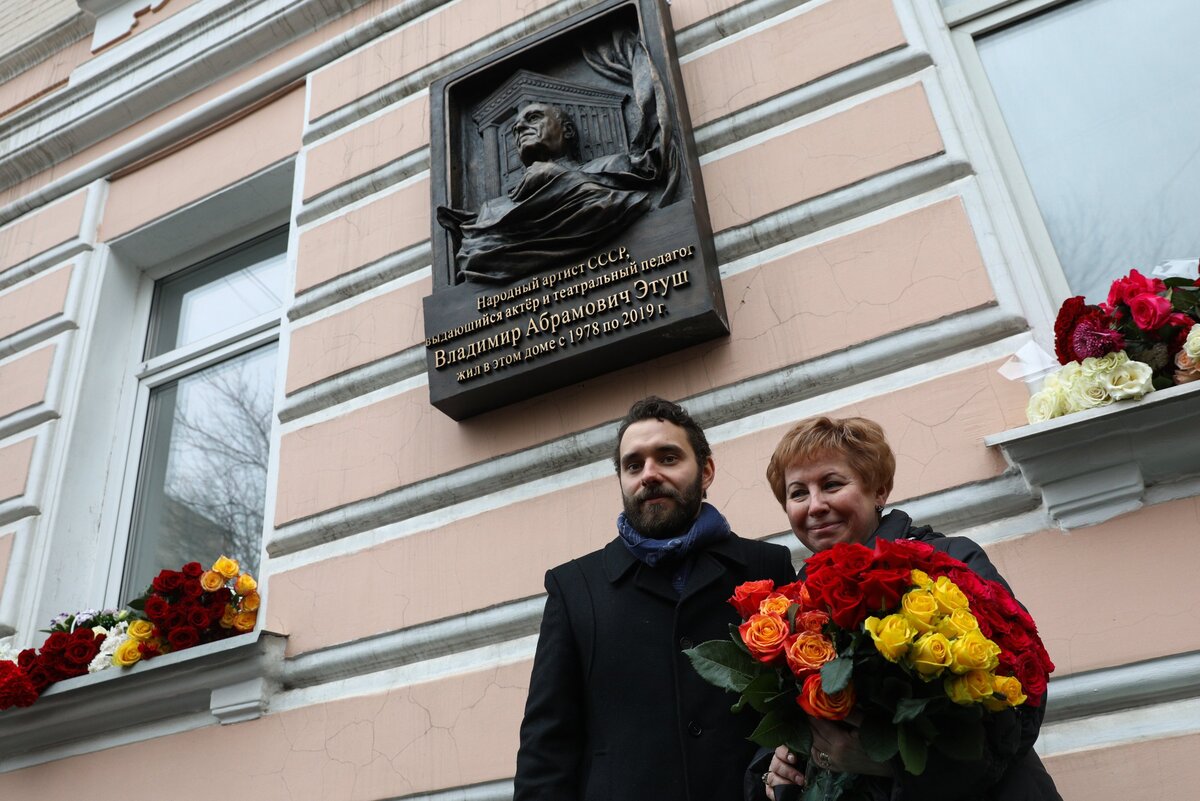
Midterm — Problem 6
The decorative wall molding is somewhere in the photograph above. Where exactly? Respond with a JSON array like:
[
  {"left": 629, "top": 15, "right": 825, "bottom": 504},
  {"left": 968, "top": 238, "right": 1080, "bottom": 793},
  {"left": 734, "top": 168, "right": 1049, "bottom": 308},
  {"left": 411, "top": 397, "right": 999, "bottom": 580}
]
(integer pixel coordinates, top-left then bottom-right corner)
[
  {"left": 77, "top": 0, "right": 169, "bottom": 51},
  {"left": 986, "top": 381, "right": 1200, "bottom": 529},
  {"left": 278, "top": 345, "right": 425, "bottom": 423},
  {"left": 268, "top": 304, "right": 1026, "bottom": 555}
]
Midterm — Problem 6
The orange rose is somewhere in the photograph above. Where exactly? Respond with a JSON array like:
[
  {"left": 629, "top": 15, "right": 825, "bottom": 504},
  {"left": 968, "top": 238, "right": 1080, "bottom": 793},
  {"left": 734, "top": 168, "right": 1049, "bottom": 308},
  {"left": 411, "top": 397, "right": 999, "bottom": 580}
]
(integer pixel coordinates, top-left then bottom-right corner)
[
  {"left": 738, "top": 613, "right": 790, "bottom": 663},
  {"left": 219, "top": 605, "right": 237, "bottom": 629},
  {"left": 200, "top": 571, "right": 225, "bottom": 592},
  {"left": 232, "top": 610, "right": 257, "bottom": 633},
  {"left": 235, "top": 574, "right": 257, "bottom": 594},
  {"left": 759, "top": 593, "right": 793, "bottom": 616},
  {"left": 241, "top": 591, "right": 260, "bottom": 612},
  {"left": 796, "top": 673, "right": 855, "bottom": 721},
  {"left": 796, "top": 609, "right": 830, "bottom": 634},
  {"left": 785, "top": 631, "right": 837, "bottom": 677}
]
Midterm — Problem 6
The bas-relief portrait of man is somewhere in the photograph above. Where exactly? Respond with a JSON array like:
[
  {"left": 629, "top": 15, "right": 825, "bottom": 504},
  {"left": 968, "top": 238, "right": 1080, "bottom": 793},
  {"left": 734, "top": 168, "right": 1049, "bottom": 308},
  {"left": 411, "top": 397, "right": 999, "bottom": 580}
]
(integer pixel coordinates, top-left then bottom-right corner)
[{"left": 436, "top": 28, "right": 681, "bottom": 284}]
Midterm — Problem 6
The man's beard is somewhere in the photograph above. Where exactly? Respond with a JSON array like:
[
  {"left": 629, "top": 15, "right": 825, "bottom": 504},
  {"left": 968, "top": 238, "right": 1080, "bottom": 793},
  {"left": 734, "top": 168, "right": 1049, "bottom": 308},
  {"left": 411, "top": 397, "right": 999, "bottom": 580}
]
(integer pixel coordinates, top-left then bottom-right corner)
[{"left": 622, "top": 474, "right": 704, "bottom": 539}]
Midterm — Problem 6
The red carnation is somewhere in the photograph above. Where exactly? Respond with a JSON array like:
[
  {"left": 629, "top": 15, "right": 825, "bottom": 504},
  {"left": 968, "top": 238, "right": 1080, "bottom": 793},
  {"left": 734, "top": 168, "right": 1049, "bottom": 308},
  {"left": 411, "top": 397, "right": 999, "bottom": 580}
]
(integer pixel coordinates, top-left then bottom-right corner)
[
  {"left": 1053, "top": 298, "right": 1122, "bottom": 363},
  {"left": 0, "top": 662, "right": 38, "bottom": 710}
]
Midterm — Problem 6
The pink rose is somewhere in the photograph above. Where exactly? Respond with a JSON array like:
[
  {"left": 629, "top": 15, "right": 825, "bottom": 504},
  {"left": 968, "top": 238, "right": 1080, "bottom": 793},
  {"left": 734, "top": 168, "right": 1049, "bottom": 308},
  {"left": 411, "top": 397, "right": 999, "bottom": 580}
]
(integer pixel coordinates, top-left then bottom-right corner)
[{"left": 1129, "top": 293, "right": 1172, "bottom": 331}]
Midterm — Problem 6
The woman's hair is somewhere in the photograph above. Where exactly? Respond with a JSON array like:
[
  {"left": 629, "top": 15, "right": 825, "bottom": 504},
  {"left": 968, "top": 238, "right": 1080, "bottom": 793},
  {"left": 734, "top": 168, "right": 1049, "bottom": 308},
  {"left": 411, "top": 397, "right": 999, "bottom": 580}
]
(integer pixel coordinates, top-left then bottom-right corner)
[{"left": 765, "top": 416, "right": 895, "bottom": 505}]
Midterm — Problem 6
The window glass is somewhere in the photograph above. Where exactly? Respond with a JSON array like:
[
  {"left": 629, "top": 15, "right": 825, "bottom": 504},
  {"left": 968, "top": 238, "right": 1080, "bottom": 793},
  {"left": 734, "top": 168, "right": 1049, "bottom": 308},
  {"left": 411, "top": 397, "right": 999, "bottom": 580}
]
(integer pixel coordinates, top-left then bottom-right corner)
[
  {"left": 147, "top": 229, "right": 288, "bottom": 358},
  {"left": 123, "top": 344, "right": 276, "bottom": 600},
  {"left": 977, "top": 0, "right": 1200, "bottom": 303}
]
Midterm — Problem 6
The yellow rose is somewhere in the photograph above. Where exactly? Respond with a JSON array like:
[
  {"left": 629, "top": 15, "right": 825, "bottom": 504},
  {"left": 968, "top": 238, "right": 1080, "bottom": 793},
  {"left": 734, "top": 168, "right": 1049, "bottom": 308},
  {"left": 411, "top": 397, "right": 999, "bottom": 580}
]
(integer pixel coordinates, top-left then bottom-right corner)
[
  {"left": 907, "top": 632, "right": 952, "bottom": 680},
  {"left": 930, "top": 576, "right": 969, "bottom": 615},
  {"left": 220, "top": 605, "right": 237, "bottom": 629},
  {"left": 127, "top": 620, "right": 156, "bottom": 641},
  {"left": 945, "top": 669, "right": 993, "bottom": 705},
  {"left": 212, "top": 555, "right": 240, "bottom": 579},
  {"left": 235, "top": 573, "right": 258, "bottom": 595},
  {"left": 936, "top": 608, "right": 980, "bottom": 639},
  {"left": 909, "top": 569, "right": 933, "bottom": 589},
  {"left": 113, "top": 638, "right": 143, "bottom": 668},
  {"left": 241, "top": 591, "right": 260, "bottom": 612},
  {"left": 900, "top": 589, "right": 940, "bottom": 634},
  {"left": 200, "top": 570, "right": 225, "bottom": 592},
  {"left": 863, "top": 614, "right": 917, "bottom": 662},
  {"left": 983, "top": 674, "right": 1027, "bottom": 711},
  {"left": 948, "top": 629, "right": 1001, "bottom": 675},
  {"left": 232, "top": 610, "right": 258, "bottom": 633}
]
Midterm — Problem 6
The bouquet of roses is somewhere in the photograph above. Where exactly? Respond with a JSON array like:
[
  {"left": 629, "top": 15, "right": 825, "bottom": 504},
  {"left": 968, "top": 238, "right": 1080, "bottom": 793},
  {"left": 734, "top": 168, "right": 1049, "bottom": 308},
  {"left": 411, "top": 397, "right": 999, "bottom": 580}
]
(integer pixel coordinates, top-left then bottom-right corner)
[
  {"left": 1028, "top": 267, "right": 1200, "bottom": 422},
  {"left": 0, "top": 555, "right": 260, "bottom": 711},
  {"left": 685, "top": 539, "right": 1054, "bottom": 801}
]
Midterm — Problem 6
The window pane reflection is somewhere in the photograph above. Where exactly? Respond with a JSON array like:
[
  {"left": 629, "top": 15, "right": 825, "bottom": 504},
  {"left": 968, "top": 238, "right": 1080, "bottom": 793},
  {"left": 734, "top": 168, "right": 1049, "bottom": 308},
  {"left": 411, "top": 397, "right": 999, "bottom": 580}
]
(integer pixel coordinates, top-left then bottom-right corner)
[
  {"left": 147, "top": 230, "right": 287, "bottom": 358},
  {"left": 123, "top": 344, "right": 276, "bottom": 600},
  {"left": 978, "top": 0, "right": 1200, "bottom": 303}
]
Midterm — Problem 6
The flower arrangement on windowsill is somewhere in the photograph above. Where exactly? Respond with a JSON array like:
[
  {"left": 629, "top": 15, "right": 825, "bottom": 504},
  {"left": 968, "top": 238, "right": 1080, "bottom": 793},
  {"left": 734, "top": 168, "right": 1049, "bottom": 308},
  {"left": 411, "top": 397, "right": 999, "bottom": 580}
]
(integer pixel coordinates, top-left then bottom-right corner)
[
  {"left": 0, "top": 556, "right": 259, "bottom": 712},
  {"left": 1026, "top": 267, "right": 1200, "bottom": 423}
]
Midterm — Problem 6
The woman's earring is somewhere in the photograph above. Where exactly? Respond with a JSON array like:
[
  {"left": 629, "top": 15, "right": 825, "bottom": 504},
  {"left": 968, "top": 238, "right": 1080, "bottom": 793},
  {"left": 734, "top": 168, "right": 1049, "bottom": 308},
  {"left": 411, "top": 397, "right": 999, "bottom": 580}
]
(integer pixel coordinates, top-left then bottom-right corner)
[{"left": 875, "top": 505, "right": 884, "bottom": 513}]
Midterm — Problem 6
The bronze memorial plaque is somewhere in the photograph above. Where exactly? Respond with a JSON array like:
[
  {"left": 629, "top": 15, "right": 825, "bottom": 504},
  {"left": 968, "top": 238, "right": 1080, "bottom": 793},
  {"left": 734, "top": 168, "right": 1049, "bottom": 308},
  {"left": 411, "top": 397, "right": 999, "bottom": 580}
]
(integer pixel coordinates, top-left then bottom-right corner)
[{"left": 424, "top": 0, "right": 727, "bottom": 419}]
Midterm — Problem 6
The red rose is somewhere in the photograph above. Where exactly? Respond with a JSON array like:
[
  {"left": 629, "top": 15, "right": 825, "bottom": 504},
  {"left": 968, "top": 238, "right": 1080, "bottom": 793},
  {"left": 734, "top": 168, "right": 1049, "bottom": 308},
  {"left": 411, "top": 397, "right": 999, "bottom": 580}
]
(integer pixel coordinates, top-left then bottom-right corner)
[
  {"left": 872, "top": 538, "right": 936, "bottom": 571},
  {"left": 774, "top": 580, "right": 808, "bottom": 605},
  {"left": 180, "top": 580, "right": 203, "bottom": 600},
  {"left": 858, "top": 568, "right": 910, "bottom": 614},
  {"left": 144, "top": 595, "right": 169, "bottom": 621},
  {"left": 208, "top": 588, "right": 233, "bottom": 607},
  {"left": 167, "top": 626, "right": 201, "bottom": 651},
  {"left": 824, "top": 543, "right": 875, "bottom": 577},
  {"left": 945, "top": 567, "right": 989, "bottom": 603},
  {"left": 186, "top": 606, "right": 211, "bottom": 629},
  {"left": 181, "top": 562, "right": 203, "bottom": 578},
  {"left": 151, "top": 570, "right": 183, "bottom": 594},
  {"left": 1011, "top": 650, "right": 1049, "bottom": 707},
  {"left": 41, "top": 632, "right": 69, "bottom": 654},
  {"left": 1129, "top": 293, "right": 1172, "bottom": 331},
  {"left": 17, "top": 648, "right": 37, "bottom": 671},
  {"left": 821, "top": 575, "right": 867, "bottom": 630},
  {"left": 1106, "top": 269, "right": 1165, "bottom": 309},
  {"left": 163, "top": 609, "right": 184, "bottom": 631},
  {"left": 24, "top": 662, "right": 54, "bottom": 693},
  {"left": 729, "top": 580, "right": 776, "bottom": 619},
  {"left": 64, "top": 633, "right": 102, "bottom": 669}
]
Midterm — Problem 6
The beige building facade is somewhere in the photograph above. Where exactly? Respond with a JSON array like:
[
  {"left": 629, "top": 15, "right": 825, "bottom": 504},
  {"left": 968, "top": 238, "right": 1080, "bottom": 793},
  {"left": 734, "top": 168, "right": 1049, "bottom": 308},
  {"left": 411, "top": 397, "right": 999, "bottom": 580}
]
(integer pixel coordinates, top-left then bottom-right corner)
[{"left": 0, "top": 0, "right": 1197, "bottom": 797}]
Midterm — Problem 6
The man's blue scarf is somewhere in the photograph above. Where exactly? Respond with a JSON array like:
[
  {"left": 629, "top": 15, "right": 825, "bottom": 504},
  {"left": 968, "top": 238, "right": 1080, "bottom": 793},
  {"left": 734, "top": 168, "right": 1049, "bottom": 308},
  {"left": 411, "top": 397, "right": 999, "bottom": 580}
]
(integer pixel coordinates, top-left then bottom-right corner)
[{"left": 617, "top": 501, "right": 731, "bottom": 594}]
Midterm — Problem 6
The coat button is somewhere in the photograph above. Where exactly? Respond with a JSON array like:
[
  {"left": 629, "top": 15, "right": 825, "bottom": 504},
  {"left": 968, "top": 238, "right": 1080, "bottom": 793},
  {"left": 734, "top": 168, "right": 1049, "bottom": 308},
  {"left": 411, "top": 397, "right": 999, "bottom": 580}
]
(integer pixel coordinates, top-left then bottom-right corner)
[
  {"left": 687, "top": 721, "right": 702, "bottom": 737},
  {"left": 680, "top": 637, "right": 694, "bottom": 650}
]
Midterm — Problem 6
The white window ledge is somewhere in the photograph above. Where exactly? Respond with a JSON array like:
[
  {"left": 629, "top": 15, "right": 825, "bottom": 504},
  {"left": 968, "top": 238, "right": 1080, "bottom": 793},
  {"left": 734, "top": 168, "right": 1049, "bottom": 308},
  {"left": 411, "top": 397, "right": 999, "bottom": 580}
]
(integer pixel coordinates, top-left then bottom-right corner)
[
  {"left": 986, "top": 381, "right": 1200, "bottom": 529},
  {"left": 0, "top": 631, "right": 285, "bottom": 761}
]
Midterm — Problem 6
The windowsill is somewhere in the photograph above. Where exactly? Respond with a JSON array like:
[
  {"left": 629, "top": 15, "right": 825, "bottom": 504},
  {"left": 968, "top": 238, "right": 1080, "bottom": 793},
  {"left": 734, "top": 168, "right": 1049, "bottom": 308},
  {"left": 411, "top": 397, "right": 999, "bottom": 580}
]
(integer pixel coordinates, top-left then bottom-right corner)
[
  {"left": 986, "top": 380, "right": 1200, "bottom": 528},
  {"left": 0, "top": 630, "right": 285, "bottom": 761}
]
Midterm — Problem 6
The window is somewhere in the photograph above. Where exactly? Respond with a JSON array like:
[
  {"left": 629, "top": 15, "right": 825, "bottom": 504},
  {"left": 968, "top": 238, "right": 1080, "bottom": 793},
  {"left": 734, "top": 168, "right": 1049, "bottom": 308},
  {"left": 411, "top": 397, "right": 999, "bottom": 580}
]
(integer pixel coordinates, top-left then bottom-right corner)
[
  {"left": 954, "top": 0, "right": 1200, "bottom": 303},
  {"left": 117, "top": 229, "right": 287, "bottom": 601}
]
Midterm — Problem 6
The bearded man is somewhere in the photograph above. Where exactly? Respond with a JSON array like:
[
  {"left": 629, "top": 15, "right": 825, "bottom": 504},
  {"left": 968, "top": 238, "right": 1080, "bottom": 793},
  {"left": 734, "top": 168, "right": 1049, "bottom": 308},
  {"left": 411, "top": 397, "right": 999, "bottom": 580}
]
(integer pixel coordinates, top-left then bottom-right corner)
[{"left": 514, "top": 396, "right": 796, "bottom": 801}]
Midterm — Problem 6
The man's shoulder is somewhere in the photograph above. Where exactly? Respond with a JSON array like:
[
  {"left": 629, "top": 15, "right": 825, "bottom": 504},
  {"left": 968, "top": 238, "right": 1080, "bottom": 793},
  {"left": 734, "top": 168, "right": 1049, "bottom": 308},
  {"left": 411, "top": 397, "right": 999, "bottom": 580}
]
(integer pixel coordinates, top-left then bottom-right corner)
[
  {"left": 727, "top": 533, "right": 793, "bottom": 560},
  {"left": 546, "top": 539, "right": 619, "bottom": 578}
]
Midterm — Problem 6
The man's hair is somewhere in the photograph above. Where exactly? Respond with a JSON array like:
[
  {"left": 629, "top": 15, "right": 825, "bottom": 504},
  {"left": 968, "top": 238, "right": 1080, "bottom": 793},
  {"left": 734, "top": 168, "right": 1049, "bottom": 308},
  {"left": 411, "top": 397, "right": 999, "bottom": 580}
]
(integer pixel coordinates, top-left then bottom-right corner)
[
  {"left": 765, "top": 416, "right": 895, "bottom": 505},
  {"left": 613, "top": 396, "right": 712, "bottom": 471}
]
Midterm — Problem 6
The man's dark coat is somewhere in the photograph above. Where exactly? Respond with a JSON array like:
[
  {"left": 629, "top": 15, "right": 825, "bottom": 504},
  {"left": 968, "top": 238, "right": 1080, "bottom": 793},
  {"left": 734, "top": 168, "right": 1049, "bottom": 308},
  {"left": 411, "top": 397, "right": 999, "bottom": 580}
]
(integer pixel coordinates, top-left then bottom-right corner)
[{"left": 514, "top": 534, "right": 796, "bottom": 801}]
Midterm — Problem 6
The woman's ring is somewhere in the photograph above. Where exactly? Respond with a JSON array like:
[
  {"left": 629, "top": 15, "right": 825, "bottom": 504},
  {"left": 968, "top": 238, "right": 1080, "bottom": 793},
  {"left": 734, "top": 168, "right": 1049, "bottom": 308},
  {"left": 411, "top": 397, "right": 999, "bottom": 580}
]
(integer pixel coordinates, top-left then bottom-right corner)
[
  {"left": 761, "top": 771, "right": 771, "bottom": 785},
  {"left": 816, "top": 750, "right": 832, "bottom": 769}
]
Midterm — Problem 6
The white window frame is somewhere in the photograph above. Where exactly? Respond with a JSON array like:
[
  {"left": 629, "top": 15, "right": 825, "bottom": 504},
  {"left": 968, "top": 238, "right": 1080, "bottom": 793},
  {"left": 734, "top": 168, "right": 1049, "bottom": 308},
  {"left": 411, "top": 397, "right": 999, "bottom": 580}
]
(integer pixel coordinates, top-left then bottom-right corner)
[
  {"left": 105, "top": 229, "right": 287, "bottom": 604},
  {"left": 19, "top": 159, "right": 294, "bottom": 642},
  {"left": 942, "top": 0, "right": 1079, "bottom": 307}
]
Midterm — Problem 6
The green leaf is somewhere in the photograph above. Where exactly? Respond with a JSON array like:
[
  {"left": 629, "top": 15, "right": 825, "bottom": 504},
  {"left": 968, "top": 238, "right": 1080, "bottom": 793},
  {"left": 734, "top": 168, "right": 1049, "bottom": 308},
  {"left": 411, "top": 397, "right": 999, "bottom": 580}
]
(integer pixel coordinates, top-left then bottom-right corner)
[
  {"left": 127, "top": 597, "right": 146, "bottom": 611},
  {"left": 748, "top": 709, "right": 811, "bottom": 753},
  {"left": 820, "top": 657, "right": 853, "bottom": 694},
  {"left": 859, "top": 713, "right": 899, "bottom": 763},
  {"left": 733, "top": 671, "right": 783, "bottom": 714},
  {"left": 685, "top": 640, "right": 761, "bottom": 693},
  {"left": 892, "top": 696, "right": 933, "bottom": 723},
  {"left": 729, "top": 623, "right": 752, "bottom": 655},
  {"left": 787, "top": 603, "right": 800, "bottom": 632},
  {"left": 897, "top": 724, "right": 928, "bottom": 775}
]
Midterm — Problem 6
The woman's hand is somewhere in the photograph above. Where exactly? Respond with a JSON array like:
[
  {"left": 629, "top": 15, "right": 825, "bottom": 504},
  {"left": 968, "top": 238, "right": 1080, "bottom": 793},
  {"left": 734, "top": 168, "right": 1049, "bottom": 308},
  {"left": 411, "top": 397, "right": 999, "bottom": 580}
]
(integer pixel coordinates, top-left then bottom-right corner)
[
  {"left": 762, "top": 745, "right": 806, "bottom": 800},
  {"left": 809, "top": 717, "right": 893, "bottom": 778}
]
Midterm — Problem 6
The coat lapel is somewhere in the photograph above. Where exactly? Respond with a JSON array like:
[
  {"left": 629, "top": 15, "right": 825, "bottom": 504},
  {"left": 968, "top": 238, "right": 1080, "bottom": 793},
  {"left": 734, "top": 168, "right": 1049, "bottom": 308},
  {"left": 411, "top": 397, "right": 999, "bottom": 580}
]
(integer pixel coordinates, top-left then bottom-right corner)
[{"left": 680, "top": 535, "right": 747, "bottom": 603}]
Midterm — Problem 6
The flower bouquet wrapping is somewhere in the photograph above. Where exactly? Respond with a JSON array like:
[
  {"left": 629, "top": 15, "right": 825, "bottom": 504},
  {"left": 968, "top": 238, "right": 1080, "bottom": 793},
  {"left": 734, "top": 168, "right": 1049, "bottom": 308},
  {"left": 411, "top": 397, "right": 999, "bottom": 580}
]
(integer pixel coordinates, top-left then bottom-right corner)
[
  {"left": 1028, "top": 267, "right": 1200, "bottom": 422},
  {"left": 685, "top": 539, "right": 1054, "bottom": 801},
  {"left": 0, "top": 555, "right": 259, "bottom": 711}
]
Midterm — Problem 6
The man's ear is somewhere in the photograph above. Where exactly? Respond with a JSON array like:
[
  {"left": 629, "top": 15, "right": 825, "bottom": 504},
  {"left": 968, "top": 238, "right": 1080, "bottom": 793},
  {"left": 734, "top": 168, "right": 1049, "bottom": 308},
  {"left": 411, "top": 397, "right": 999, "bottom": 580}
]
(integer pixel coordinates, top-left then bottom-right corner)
[
  {"left": 563, "top": 118, "right": 577, "bottom": 141},
  {"left": 700, "top": 455, "right": 716, "bottom": 495}
]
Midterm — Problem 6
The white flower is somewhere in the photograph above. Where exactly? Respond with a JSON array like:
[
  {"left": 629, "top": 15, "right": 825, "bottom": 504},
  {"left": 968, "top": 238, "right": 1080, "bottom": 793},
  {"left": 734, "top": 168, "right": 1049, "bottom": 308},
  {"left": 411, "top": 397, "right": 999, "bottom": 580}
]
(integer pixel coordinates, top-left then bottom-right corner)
[
  {"left": 1026, "top": 386, "right": 1067, "bottom": 423},
  {"left": 1104, "top": 359, "right": 1155, "bottom": 400},
  {"left": 1185, "top": 324, "right": 1200, "bottom": 361},
  {"left": 1062, "top": 372, "right": 1112, "bottom": 412},
  {"left": 1080, "top": 351, "right": 1128, "bottom": 376}
]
